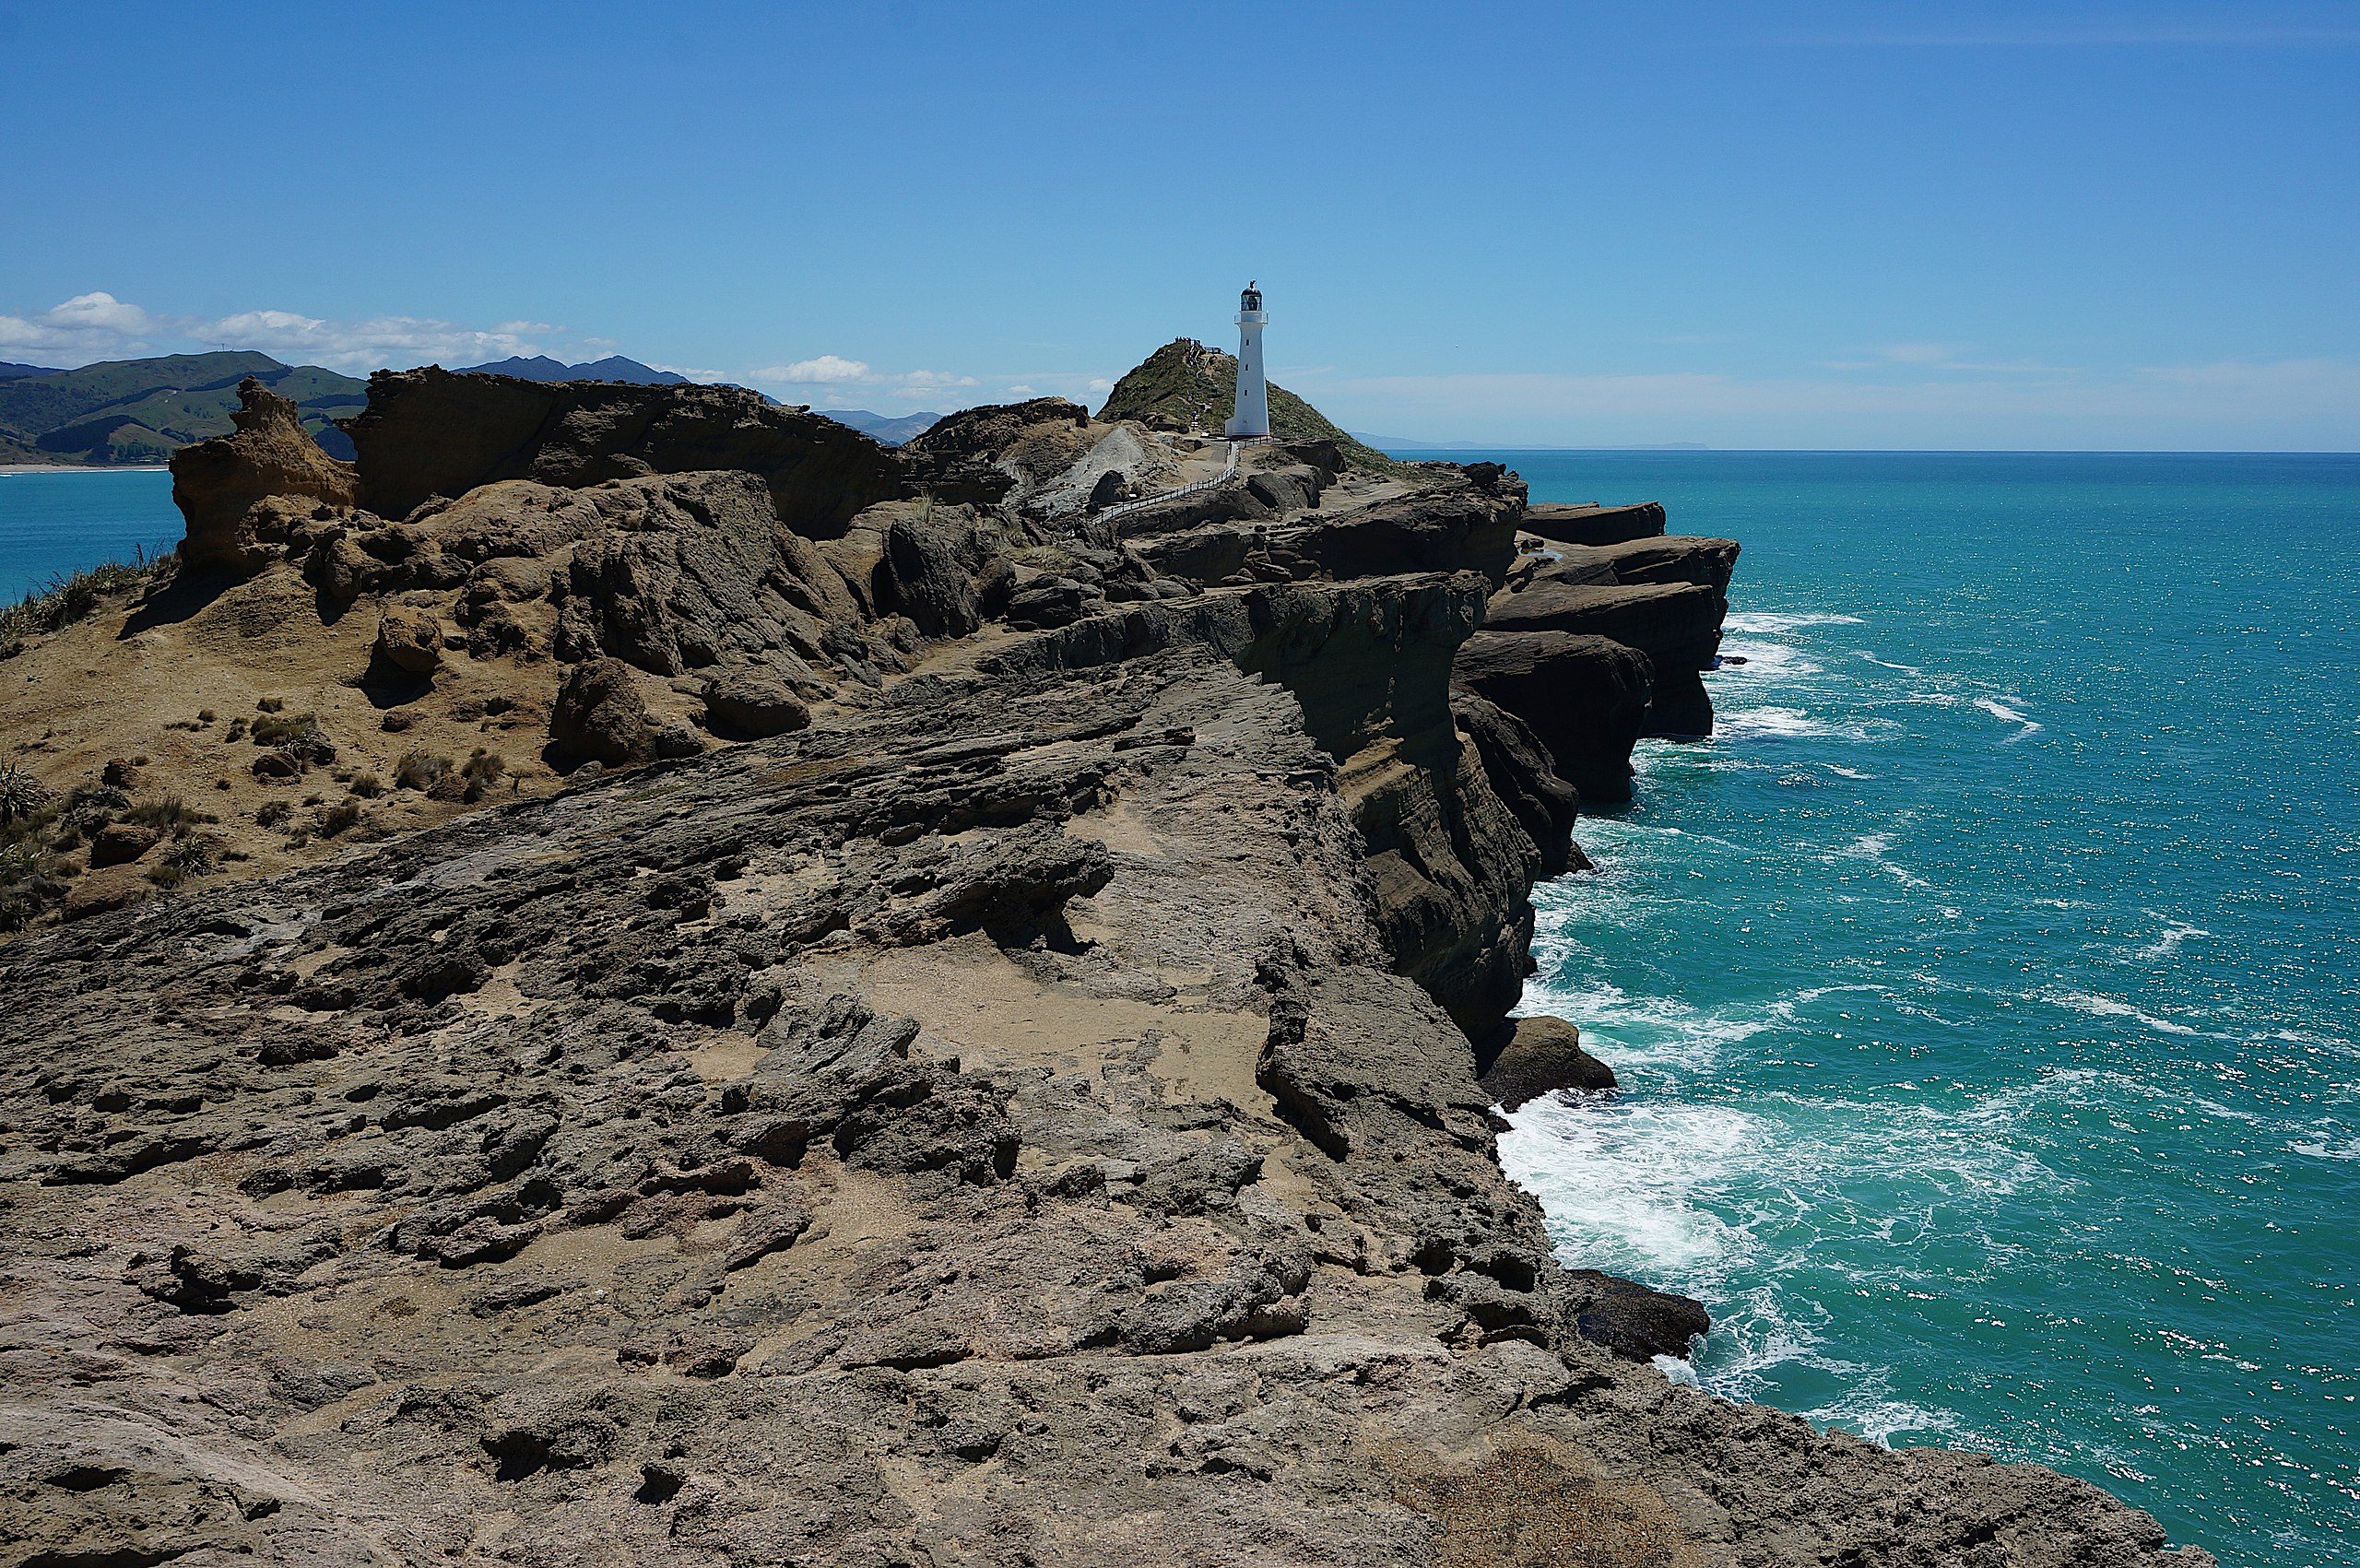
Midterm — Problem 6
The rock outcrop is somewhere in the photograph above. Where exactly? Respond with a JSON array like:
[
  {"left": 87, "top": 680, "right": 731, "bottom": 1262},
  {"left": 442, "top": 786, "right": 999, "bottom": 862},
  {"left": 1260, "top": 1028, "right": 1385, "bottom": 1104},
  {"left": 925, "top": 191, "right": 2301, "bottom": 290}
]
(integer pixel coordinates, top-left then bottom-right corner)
[
  {"left": 1480, "top": 1014, "right": 1618, "bottom": 1110},
  {"left": 168, "top": 378, "right": 361, "bottom": 573},
  {"left": 1521, "top": 500, "right": 1667, "bottom": 547},
  {"left": 1456, "top": 629, "right": 1656, "bottom": 804},
  {"left": 339, "top": 366, "right": 909, "bottom": 528},
  {"left": 0, "top": 361, "right": 2214, "bottom": 1566},
  {"left": 0, "top": 657, "right": 2213, "bottom": 1568}
]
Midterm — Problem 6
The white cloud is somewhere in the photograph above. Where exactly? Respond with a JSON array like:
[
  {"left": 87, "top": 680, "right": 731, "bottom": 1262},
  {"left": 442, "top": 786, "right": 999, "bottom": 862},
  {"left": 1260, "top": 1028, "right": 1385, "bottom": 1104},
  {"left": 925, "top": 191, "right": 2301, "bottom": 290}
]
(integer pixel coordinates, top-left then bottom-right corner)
[
  {"left": 0, "top": 289, "right": 566, "bottom": 372},
  {"left": 0, "top": 290, "right": 164, "bottom": 360},
  {"left": 42, "top": 291, "right": 159, "bottom": 336},
  {"left": 204, "top": 310, "right": 555, "bottom": 372},
  {"left": 1086, "top": 377, "right": 1114, "bottom": 394},
  {"left": 1005, "top": 383, "right": 1038, "bottom": 397},
  {"left": 758, "top": 355, "right": 872, "bottom": 384},
  {"left": 894, "top": 370, "right": 978, "bottom": 391}
]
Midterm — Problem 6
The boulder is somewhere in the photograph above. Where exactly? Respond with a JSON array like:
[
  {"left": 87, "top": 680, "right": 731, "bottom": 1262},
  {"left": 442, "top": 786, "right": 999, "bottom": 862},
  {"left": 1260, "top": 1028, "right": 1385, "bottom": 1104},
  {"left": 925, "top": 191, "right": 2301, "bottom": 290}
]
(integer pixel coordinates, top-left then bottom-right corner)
[
  {"left": 1478, "top": 1015, "right": 1616, "bottom": 1110},
  {"left": 1004, "top": 579, "right": 1102, "bottom": 631},
  {"left": 549, "top": 657, "right": 651, "bottom": 767},
  {"left": 652, "top": 721, "right": 708, "bottom": 760},
  {"left": 373, "top": 610, "right": 443, "bottom": 675},
  {"left": 880, "top": 510, "right": 985, "bottom": 638},
  {"left": 1520, "top": 501, "right": 1666, "bottom": 547},
  {"left": 1563, "top": 1268, "right": 1711, "bottom": 1362},
  {"left": 1454, "top": 631, "right": 1653, "bottom": 805},
  {"left": 702, "top": 672, "right": 812, "bottom": 739},
  {"left": 169, "top": 379, "right": 360, "bottom": 574},
  {"left": 546, "top": 471, "right": 860, "bottom": 682},
  {"left": 62, "top": 865, "right": 148, "bottom": 921},
  {"left": 88, "top": 822, "right": 161, "bottom": 867},
  {"left": 1085, "top": 468, "right": 1128, "bottom": 512}
]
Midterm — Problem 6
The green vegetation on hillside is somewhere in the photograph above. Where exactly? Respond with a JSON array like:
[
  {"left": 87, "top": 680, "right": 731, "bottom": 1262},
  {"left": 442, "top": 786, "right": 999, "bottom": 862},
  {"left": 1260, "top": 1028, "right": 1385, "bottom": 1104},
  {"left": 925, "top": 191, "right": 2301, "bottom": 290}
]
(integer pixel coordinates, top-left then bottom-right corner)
[
  {"left": 0, "top": 352, "right": 367, "bottom": 466},
  {"left": 1095, "top": 339, "right": 1396, "bottom": 472}
]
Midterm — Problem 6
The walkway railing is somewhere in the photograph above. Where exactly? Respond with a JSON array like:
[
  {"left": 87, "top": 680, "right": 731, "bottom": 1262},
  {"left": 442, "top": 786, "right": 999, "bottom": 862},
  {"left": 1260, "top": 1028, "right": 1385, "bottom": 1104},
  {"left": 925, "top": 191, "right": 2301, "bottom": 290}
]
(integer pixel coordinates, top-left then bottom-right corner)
[{"left": 1093, "top": 440, "right": 1242, "bottom": 525}]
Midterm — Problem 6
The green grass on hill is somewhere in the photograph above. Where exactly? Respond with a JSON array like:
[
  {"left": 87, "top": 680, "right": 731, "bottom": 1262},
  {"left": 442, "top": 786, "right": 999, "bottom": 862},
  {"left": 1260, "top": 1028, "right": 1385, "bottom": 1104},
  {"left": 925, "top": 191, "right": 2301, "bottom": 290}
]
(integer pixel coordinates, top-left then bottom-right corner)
[
  {"left": 1095, "top": 339, "right": 1397, "bottom": 473},
  {"left": 0, "top": 351, "right": 367, "bottom": 466}
]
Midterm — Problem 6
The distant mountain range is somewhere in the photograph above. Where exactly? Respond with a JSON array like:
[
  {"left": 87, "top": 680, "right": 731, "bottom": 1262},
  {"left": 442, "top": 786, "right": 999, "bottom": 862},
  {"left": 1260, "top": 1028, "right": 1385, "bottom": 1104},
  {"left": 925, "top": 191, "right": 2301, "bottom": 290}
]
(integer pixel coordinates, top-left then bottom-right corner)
[
  {"left": 0, "top": 352, "right": 369, "bottom": 466},
  {"left": 814, "top": 409, "right": 943, "bottom": 446},
  {"left": 0, "top": 350, "right": 731, "bottom": 466},
  {"left": 455, "top": 354, "right": 690, "bottom": 385}
]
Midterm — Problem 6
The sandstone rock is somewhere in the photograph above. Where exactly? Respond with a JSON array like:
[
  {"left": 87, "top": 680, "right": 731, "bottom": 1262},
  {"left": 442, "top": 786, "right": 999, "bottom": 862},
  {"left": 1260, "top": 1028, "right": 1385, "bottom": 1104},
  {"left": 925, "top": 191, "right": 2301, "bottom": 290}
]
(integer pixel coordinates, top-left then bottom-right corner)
[
  {"left": 652, "top": 721, "right": 707, "bottom": 760},
  {"left": 880, "top": 509, "right": 985, "bottom": 638},
  {"left": 1454, "top": 691, "right": 1578, "bottom": 878},
  {"left": 1563, "top": 1268, "right": 1712, "bottom": 1361},
  {"left": 1479, "top": 1015, "right": 1617, "bottom": 1110},
  {"left": 340, "top": 367, "right": 908, "bottom": 529},
  {"left": 543, "top": 471, "right": 864, "bottom": 683},
  {"left": 169, "top": 379, "right": 361, "bottom": 574},
  {"left": 1569, "top": 534, "right": 1741, "bottom": 594},
  {"left": 701, "top": 671, "right": 811, "bottom": 739},
  {"left": 1456, "top": 630, "right": 1654, "bottom": 805},
  {"left": 374, "top": 610, "right": 443, "bottom": 675},
  {"left": 1004, "top": 578, "right": 1102, "bottom": 630},
  {"left": 61, "top": 864, "right": 148, "bottom": 920},
  {"left": 549, "top": 657, "right": 650, "bottom": 766},
  {"left": 1286, "top": 477, "right": 1524, "bottom": 588},
  {"left": 1485, "top": 576, "right": 1724, "bottom": 738},
  {"left": 88, "top": 821, "right": 161, "bottom": 867},
  {"left": 1521, "top": 500, "right": 1667, "bottom": 547}
]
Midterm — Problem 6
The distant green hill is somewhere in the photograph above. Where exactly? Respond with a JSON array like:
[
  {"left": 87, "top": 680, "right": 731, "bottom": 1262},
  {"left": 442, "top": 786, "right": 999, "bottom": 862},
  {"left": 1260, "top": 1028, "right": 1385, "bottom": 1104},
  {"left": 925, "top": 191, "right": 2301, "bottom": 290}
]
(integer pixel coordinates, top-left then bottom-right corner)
[
  {"left": 0, "top": 351, "right": 368, "bottom": 465},
  {"left": 1095, "top": 339, "right": 1395, "bottom": 473}
]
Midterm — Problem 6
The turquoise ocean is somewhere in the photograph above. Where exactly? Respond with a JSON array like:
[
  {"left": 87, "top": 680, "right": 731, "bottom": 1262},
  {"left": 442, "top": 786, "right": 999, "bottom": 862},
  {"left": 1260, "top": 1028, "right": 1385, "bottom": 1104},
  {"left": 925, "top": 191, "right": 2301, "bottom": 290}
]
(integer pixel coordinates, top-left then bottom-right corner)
[
  {"left": 0, "top": 467, "right": 177, "bottom": 602},
  {"left": 1435, "top": 451, "right": 2358, "bottom": 1567},
  {"left": 6, "top": 453, "right": 2356, "bottom": 1562}
]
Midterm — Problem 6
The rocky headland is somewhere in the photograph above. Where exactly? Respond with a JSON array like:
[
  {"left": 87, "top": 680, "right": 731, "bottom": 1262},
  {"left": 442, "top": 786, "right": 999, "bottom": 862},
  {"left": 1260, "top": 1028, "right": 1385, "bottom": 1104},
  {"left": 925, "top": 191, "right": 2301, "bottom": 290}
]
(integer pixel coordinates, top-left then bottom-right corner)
[{"left": 0, "top": 362, "right": 2212, "bottom": 1564}]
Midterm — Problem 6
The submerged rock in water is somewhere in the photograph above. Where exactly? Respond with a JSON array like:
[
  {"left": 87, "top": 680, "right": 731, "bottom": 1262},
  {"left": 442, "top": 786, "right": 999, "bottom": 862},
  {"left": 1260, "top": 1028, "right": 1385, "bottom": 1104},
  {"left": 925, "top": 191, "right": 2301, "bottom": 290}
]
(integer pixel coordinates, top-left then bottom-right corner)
[{"left": 1480, "top": 1014, "right": 1617, "bottom": 1110}]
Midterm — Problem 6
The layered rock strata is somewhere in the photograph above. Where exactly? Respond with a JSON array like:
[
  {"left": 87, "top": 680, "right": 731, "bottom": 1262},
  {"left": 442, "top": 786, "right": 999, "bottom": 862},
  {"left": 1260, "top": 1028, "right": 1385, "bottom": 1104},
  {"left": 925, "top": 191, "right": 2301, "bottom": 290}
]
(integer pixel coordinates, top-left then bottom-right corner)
[{"left": 0, "top": 368, "right": 2212, "bottom": 1564}]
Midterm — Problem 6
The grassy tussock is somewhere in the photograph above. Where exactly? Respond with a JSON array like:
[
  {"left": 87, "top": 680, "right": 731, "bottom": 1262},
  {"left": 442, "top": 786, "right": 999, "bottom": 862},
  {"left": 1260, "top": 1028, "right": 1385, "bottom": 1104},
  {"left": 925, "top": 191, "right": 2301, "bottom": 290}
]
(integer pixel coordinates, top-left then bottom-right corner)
[{"left": 0, "top": 547, "right": 175, "bottom": 657}]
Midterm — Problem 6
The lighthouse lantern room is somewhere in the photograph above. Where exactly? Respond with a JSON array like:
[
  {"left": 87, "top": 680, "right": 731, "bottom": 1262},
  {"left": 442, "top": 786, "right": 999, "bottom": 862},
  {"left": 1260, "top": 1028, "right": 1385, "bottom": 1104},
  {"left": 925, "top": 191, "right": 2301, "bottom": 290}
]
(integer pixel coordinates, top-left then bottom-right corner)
[{"left": 1224, "top": 281, "right": 1270, "bottom": 439}]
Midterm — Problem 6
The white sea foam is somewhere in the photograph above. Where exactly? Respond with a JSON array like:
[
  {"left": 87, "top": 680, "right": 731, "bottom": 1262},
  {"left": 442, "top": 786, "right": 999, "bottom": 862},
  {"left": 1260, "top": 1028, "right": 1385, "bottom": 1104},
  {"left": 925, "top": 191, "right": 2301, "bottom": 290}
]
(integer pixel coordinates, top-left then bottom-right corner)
[
  {"left": 1718, "top": 706, "right": 1885, "bottom": 743},
  {"left": 1830, "top": 831, "right": 1933, "bottom": 890},
  {"left": 1822, "top": 764, "right": 1875, "bottom": 780},
  {"left": 2132, "top": 918, "right": 2210, "bottom": 961},
  {"left": 1717, "top": 638, "right": 1823, "bottom": 678},
  {"left": 1724, "top": 611, "right": 1867, "bottom": 633},
  {"left": 1972, "top": 694, "right": 2043, "bottom": 740},
  {"left": 1856, "top": 652, "right": 1926, "bottom": 676},
  {"left": 2043, "top": 989, "right": 2201, "bottom": 1037}
]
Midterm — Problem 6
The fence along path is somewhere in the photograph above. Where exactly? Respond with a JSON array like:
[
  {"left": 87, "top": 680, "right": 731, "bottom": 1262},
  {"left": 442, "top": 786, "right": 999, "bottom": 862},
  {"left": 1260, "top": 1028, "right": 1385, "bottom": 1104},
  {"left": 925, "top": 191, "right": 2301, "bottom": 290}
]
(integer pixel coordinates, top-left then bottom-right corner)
[{"left": 1093, "top": 440, "right": 1241, "bottom": 525}]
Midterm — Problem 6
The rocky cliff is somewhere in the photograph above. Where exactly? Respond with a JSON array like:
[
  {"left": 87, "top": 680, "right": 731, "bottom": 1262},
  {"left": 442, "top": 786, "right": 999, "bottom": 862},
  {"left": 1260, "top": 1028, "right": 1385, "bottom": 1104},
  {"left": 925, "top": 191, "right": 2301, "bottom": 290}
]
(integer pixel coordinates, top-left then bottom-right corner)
[{"left": 0, "top": 360, "right": 2213, "bottom": 1565}]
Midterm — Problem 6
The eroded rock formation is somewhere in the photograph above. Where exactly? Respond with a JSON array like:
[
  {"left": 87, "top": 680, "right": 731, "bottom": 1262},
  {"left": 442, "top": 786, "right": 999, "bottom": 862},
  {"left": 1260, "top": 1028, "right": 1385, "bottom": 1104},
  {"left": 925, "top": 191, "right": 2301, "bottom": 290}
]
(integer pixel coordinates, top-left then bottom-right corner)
[
  {"left": 170, "top": 378, "right": 362, "bottom": 573},
  {"left": 0, "top": 363, "right": 2213, "bottom": 1565}
]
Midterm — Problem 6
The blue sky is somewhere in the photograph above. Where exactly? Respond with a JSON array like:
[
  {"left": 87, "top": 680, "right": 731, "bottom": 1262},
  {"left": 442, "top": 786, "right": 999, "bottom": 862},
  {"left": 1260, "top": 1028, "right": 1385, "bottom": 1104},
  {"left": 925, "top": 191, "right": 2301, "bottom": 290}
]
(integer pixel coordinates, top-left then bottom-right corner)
[{"left": 5, "top": 0, "right": 2354, "bottom": 448}]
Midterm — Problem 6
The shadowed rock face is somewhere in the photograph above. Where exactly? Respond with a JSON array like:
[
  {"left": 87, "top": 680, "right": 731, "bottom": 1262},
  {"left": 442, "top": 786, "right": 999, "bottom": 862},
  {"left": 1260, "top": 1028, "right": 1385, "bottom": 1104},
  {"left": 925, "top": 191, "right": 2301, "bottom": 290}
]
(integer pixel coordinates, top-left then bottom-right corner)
[
  {"left": 1456, "top": 630, "right": 1656, "bottom": 804},
  {"left": 340, "top": 367, "right": 909, "bottom": 530},
  {"left": 1521, "top": 501, "right": 1667, "bottom": 547},
  {"left": 169, "top": 378, "right": 361, "bottom": 573}
]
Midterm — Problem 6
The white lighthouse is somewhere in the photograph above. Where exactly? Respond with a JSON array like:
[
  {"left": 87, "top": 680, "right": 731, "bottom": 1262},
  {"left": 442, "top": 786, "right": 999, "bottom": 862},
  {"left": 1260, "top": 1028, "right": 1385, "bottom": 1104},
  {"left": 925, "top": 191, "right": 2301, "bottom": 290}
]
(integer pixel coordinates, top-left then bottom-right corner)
[{"left": 1224, "top": 281, "right": 1269, "bottom": 439}]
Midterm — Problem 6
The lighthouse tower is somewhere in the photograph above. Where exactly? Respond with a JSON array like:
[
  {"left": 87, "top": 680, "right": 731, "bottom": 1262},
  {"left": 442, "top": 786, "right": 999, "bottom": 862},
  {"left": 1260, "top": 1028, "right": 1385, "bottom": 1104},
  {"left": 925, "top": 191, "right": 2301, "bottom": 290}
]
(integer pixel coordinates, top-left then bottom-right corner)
[{"left": 1224, "top": 281, "right": 1269, "bottom": 439}]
